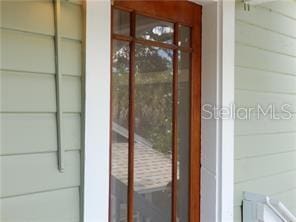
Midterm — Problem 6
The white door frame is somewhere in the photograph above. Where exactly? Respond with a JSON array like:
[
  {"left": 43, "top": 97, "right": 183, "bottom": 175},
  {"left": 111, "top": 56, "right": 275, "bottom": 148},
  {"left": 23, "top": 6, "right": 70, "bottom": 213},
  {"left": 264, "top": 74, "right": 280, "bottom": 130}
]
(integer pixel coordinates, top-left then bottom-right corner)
[{"left": 84, "top": 1, "right": 235, "bottom": 222}]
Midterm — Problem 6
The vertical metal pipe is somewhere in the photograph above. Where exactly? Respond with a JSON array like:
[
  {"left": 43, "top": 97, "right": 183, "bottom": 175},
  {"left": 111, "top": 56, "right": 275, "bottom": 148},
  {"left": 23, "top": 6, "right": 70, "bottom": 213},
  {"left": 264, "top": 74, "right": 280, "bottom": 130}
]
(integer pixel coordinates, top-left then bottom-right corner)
[
  {"left": 53, "top": 0, "right": 64, "bottom": 172},
  {"left": 80, "top": 0, "right": 87, "bottom": 220}
]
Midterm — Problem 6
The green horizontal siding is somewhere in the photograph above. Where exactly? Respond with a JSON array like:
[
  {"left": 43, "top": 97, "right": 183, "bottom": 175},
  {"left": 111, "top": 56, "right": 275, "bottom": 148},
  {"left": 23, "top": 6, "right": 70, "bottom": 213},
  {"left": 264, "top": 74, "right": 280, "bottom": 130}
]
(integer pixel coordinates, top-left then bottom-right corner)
[
  {"left": 0, "top": 0, "right": 83, "bottom": 221},
  {"left": 236, "top": 67, "right": 296, "bottom": 94},
  {"left": 1, "top": 30, "right": 56, "bottom": 74},
  {"left": 1, "top": 0, "right": 82, "bottom": 40},
  {"left": 1, "top": 71, "right": 81, "bottom": 112},
  {"left": 1, "top": 30, "right": 82, "bottom": 76},
  {"left": 235, "top": 0, "right": 296, "bottom": 221},
  {"left": 235, "top": 132, "right": 296, "bottom": 159},
  {"left": 0, "top": 113, "right": 81, "bottom": 156},
  {"left": 1, "top": 187, "right": 80, "bottom": 222},
  {"left": 0, "top": 151, "right": 80, "bottom": 198}
]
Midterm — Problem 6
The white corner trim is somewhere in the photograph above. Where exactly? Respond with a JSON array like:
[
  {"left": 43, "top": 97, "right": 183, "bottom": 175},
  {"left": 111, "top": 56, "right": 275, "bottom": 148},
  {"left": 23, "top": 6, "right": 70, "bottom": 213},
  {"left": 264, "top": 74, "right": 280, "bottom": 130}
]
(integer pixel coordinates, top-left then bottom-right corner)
[
  {"left": 201, "top": 1, "right": 235, "bottom": 222},
  {"left": 84, "top": 0, "right": 111, "bottom": 222},
  {"left": 218, "top": 1, "right": 235, "bottom": 221}
]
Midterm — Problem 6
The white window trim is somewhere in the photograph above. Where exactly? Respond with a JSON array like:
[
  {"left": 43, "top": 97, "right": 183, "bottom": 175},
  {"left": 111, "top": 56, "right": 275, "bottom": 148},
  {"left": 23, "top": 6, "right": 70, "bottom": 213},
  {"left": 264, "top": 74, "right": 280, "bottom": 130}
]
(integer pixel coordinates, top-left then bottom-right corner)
[{"left": 84, "top": 1, "right": 235, "bottom": 222}]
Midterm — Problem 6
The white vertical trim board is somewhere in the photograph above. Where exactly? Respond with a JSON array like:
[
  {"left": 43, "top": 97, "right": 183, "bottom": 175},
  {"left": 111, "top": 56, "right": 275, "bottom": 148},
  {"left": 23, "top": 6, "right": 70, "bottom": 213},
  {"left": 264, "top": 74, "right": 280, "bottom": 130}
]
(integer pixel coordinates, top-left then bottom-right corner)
[
  {"left": 200, "top": 1, "right": 235, "bottom": 222},
  {"left": 200, "top": 2, "right": 219, "bottom": 222},
  {"left": 219, "top": 1, "right": 235, "bottom": 221},
  {"left": 84, "top": 1, "right": 111, "bottom": 222}
]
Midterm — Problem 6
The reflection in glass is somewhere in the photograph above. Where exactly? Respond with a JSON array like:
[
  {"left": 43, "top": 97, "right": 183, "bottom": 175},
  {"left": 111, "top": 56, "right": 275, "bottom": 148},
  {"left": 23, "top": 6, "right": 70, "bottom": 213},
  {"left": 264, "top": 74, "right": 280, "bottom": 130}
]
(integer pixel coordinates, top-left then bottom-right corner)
[
  {"left": 179, "top": 25, "right": 191, "bottom": 47},
  {"left": 136, "top": 15, "right": 174, "bottom": 44},
  {"left": 177, "top": 51, "right": 190, "bottom": 222},
  {"left": 110, "top": 40, "right": 130, "bottom": 222},
  {"left": 134, "top": 44, "right": 173, "bottom": 222},
  {"left": 113, "top": 9, "right": 130, "bottom": 36}
]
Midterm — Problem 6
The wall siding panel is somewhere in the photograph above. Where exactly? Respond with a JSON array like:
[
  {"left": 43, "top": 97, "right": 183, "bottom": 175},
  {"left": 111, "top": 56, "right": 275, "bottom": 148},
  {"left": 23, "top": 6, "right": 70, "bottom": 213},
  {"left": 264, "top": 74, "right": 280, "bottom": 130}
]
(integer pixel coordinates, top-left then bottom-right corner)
[
  {"left": 0, "top": 151, "right": 80, "bottom": 198},
  {"left": 62, "top": 76, "right": 82, "bottom": 112},
  {"left": 260, "top": 0, "right": 296, "bottom": 20},
  {"left": 0, "top": 0, "right": 83, "bottom": 220},
  {"left": 61, "top": 2, "right": 82, "bottom": 40},
  {"left": 0, "top": 113, "right": 81, "bottom": 156},
  {"left": 236, "top": 2, "right": 296, "bottom": 38},
  {"left": 236, "top": 67, "right": 296, "bottom": 94},
  {"left": 61, "top": 40, "right": 82, "bottom": 76},
  {"left": 63, "top": 114, "right": 82, "bottom": 153},
  {"left": 1, "top": 30, "right": 82, "bottom": 76},
  {"left": 1, "top": 29, "right": 55, "bottom": 74},
  {"left": 0, "top": 71, "right": 81, "bottom": 112},
  {"left": 236, "top": 21, "right": 296, "bottom": 57},
  {"left": 235, "top": 90, "right": 296, "bottom": 113},
  {"left": 0, "top": 70, "right": 56, "bottom": 112},
  {"left": 235, "top": 133, "right": 296, "bottom": 159},
  {"left": 236, "top": 44, "right": 296, "bottom": 76},
  {"left": 235, "top": 0, "right": 296, "bottom": 220},
  {"left": 0, "top": 187, "right": 80, "bottom": 222},
  {"left": 0, "top": 0, "right": 54, "bottom": 35},
  {"left": 236, "top": 115, "right": 296, "bottom": 136},
  {"left": 235, "top": 151, "right": 296, "bottom": 183},
  {"left": 0, "top": 0, "right": 82, "bottom": 40}
]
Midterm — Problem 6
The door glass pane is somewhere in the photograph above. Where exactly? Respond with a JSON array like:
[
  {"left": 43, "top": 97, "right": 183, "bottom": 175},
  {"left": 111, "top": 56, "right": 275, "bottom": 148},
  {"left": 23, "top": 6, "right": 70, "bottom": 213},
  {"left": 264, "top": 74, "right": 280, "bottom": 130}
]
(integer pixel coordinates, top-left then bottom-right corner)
[
  {"left": 136, "top": 15, "right": 174, "bottom": 44},
  {"left": 113, "top": 9, "right": 130, "bottom": 36},
  {"left": 110, "top": 40, "right": 130, "bottom": 222},
  {"left": 134, "top": 44, "right": 173, "bottom": 222},
  {"left": 178, "top": 25, "right": 191, "bottom": 48},
  {"left": 177, "top": 51, "right": 190, "bottom": 222}
]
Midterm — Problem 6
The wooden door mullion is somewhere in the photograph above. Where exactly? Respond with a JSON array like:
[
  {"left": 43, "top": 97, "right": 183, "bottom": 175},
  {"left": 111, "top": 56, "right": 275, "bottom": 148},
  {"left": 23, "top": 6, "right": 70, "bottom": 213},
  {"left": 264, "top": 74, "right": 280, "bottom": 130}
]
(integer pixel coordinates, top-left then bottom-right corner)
[{"left": 127, "top": 10, "right": 136, "bottom": 222}]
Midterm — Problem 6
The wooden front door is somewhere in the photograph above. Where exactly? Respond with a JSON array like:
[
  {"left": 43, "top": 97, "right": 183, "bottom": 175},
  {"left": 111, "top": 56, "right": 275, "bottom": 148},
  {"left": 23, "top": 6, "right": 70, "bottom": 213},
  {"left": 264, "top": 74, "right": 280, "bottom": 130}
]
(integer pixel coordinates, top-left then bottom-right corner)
[{"left": 109, "top": 1, "right": 201, "bottom": 222}]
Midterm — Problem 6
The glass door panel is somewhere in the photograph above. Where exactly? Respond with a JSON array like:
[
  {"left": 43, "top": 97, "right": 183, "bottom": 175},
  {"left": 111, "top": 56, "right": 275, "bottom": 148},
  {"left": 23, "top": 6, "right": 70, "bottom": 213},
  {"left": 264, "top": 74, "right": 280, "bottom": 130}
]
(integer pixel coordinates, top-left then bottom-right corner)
[
  {"left": 110, "top": 40, "right": 130, "bottom": 222},
  {"left": 134, "top": 44, "right": 173, "bottom": 222},
  {"left": 136, "top": 15, "right": 174, "bottom": 44},
  {"left": 113, "top": 9, "right": 130, "bottom": 36},
  {"left": 178, "top": 25, "right": 191, "bottom": 47},
  {"left": 177, "top": 51, "right": 191, "bottom": 222}
]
